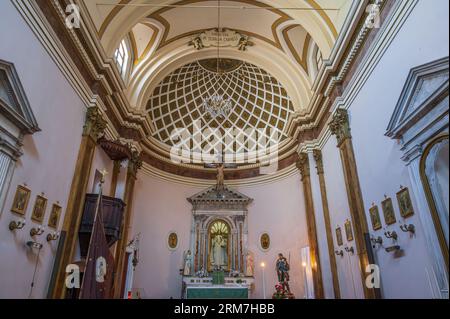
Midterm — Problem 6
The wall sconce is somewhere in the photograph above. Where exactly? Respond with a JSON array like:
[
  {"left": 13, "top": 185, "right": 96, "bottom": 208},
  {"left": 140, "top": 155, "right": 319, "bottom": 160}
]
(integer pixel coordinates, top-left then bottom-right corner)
[
  {"left": 345, "top": 246, "right": 355, "bottom": 255},
  {"left": 47, "top": 231, "right": 60, "bottom": 242},
  {"left": 26, "top": 241, "right": 43, "bottom": 250},
  {"left": 9, "top": 219, "right": 26, "bottom": 231},
  {"left": 335, "top": 250, "right": 344, "bottom": 257},
  {"left": 384, "top": 231, "right": 398, "bottom": 241},
  {"left": 400, "top": 224, "right": 415, "bottom": 235},
  {"left": 30, "top": 226, "right": 45, "bottom": 237},
  {"left": 385, "top": 245, "right": 401, "bottom": 253},
  {"left": 371, "top": 236, "right": 383, "bottom": 248}
]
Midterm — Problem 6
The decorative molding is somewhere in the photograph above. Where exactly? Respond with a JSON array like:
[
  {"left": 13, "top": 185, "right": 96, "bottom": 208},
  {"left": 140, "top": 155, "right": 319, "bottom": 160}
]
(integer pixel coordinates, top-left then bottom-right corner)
[
  {"left": 312, "top": 149, "right": 324, "bottom": 175},
  {"left": 0, "top": 59, "right": 40, "bottom": 135},
  {"left": 82, "top": 107, "right": 107, "bottom": 142},
  {"left": 296, "top": 152, "right": 310, "bottom": 181},
  {"left": 386, "top": 57, "right": 449, "bottom": 140},
  {"left": 98, "top": 137, "right": 133, "bottom": 161},
  {"left": 127, "top": 150, "right": 143, "bottom": 177},
  {"left": 329, "top": 108, "right": 351, "bottom": 147},
  {"left": 188, "top": 28, "right": 253, "bottom": 51}
]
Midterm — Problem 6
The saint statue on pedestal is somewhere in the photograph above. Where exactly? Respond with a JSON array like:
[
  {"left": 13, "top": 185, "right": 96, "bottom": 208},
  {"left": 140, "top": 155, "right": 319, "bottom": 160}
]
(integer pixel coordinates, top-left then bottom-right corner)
[
  {"left": 246, "top": 251, "right": 254, "bottom": 277},
  {"left": 183, "top": 250, "right": 192, "bottom": 276},
  {"left": 275, "top": 253, "right": 293, "bottom": 296}
]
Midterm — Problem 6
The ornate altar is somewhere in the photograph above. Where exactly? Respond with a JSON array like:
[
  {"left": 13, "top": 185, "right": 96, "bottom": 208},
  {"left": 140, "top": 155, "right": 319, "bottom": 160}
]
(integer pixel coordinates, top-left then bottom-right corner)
[{"left": 184, "top": 177, "right": 254, "bottom": 299}]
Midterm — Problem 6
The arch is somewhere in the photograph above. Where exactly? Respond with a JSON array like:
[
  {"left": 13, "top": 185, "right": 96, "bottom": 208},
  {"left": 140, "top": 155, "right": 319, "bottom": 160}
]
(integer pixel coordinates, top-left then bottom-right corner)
[
  {"left": 97, "top": 0, "right": 338, "bottom": 58},
  {"left": 420, "top": 134, "right": 449, "bottom": 271},
  {"left": 207, "top": 218, "right": 232, "bottom": 271}
]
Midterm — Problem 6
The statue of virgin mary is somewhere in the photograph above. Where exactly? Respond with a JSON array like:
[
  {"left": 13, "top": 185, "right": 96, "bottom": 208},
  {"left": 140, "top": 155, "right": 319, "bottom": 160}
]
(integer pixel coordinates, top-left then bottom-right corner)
[{"left": 211, "top": 235, "right": 227, "bottom": 268}]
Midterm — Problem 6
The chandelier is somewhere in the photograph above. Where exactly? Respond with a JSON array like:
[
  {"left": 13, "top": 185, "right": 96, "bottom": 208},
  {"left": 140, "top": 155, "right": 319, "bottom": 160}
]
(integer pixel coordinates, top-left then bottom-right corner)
[
  {"left": 203, "top": 94, "right": 233, "bottom": 119},
  {"left": 202, "top": 0, "right": 234, "bottom": 120}
]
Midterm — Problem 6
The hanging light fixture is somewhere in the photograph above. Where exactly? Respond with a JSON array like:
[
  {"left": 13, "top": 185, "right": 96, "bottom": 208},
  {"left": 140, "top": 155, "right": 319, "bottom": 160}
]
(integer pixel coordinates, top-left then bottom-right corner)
[{"left": 202, "top": 0, "right": 233, "bottom": 120}]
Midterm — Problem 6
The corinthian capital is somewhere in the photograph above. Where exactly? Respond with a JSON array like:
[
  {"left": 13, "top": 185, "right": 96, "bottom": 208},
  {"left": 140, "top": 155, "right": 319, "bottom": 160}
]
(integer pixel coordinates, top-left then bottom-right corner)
[
  {"left": 83, "top": 107, "right": 107, "bottom": 142},
  {"left": 128, "top": 150, "right": 143, "bottom": 177},
  {"left": 329, "top": 109, "right": 352, "bottom": 147},
  {"left": 313, "top": 150, "right": 324, "bottom": 175},
  {"left": 296, "top": 152, "right": 310, "bottom": 181}
]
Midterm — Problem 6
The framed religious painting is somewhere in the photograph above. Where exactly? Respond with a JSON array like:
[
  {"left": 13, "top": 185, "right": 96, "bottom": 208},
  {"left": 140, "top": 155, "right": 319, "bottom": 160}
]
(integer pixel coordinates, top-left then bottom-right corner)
[
  {"left": 31, "top": 194, "right": 47, "bottom": 224},
  {"left": 344, "top": 220, "right": 354, "bottom": 242},
  {"left": 396, "top": 187, "right": 415, "bottom": 218},
  {"left": 11, "top": 185, "right": 31, "bottom": 216},
  {"left": 382, "top": 197, "right": 397, "bottom": 225},
  {"left": 369, "top": 205, "right": 382, "bottom": 231},
  {"left": 48, "top": 203, "right": 62, "bottom": 229},
  {"left": 167, "top": 232, "right": 179, "bottom": 251},
  {"left": 335, "top": 227, "right": 344, "bottom": 246},
  {"left": 260, "top": 233, "right": 271, "bottom": 251}
]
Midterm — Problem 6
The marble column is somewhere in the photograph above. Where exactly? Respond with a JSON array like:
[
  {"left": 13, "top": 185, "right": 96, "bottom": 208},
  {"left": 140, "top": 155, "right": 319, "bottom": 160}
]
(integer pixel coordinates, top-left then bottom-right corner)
[
  {"left": 297, "top": 153, "right": 324, "bottom": 299},
  {"left": 50, "top": 107, "right": 107, "bottom": 299},
  {"left": 313, "top": 149, "right": 341, "bottom": 299},
  {"left": 113, "top": 151, "right": 142, "bottom": 298},
  {"left": 329, "top": 109, "right": 377, "bottom": 299}
]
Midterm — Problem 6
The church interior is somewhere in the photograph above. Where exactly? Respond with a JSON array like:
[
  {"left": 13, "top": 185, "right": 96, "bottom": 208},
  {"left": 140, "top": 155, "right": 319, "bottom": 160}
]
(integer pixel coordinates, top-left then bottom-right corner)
[{"left": 0, "top": 0, "right": 448, "bottom": 300}]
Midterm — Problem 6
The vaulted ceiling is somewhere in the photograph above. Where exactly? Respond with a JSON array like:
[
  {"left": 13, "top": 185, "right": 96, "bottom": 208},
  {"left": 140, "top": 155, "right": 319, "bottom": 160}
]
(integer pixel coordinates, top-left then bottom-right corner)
[{"left": 71, "top": 0, "right": 368, "bottom": 180}]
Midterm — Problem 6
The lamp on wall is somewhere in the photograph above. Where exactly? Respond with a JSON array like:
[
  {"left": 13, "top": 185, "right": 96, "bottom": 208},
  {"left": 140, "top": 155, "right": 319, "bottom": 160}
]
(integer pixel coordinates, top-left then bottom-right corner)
[
  {"left": 47, "top": 231, "right": 60, "bottom": 242},
  {"left": 30, "top": 226, "right": 45, "bottom": 237},
  {"left": 9, "top": 218, "right": 26, "bottom": 231}
]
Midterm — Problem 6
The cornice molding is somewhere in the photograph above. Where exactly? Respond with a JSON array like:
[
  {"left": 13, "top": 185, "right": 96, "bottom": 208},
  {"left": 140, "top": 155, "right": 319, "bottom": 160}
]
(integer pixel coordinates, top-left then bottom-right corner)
[{"left": 298, "top": 0, "right": 419, "bottom": 152}]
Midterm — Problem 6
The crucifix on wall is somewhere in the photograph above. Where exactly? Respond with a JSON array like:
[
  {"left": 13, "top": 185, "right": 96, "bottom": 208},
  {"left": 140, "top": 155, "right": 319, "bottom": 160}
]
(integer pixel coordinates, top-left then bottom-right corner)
[{"left": 204, "top": 154, "right": 237, "bottom": 191}]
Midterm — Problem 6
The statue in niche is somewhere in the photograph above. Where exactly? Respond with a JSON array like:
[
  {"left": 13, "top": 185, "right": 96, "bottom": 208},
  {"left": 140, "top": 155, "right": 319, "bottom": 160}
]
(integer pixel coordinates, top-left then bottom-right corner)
[
  {"left": 245, "top": 251, "right": 254, "bottom": 277},
  {"left": 209, "top": 220, "right": 229, "bottom": 270},
  {"left": 211, "top": 234, "right": 227, "bottom": 268},
  {"left": 183, "top": 250, "right": 192, "bottom": 276}
]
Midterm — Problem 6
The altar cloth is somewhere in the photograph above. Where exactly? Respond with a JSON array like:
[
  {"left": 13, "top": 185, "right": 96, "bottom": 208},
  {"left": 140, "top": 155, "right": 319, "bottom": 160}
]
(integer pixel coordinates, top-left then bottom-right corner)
[{"left": 186, "top": 286, "right": 249, "bottom": 299}]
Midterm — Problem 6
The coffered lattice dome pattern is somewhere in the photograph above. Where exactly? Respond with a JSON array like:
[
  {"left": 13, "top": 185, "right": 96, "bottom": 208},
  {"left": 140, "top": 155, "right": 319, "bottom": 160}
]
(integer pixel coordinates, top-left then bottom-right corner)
[{"left": 146, "top": 59, "right": 295, "bottom": 147}]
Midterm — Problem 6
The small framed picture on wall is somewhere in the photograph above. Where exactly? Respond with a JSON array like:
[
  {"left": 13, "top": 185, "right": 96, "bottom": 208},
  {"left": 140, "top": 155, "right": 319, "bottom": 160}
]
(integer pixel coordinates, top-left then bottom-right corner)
[
  {"left": 382, "top": 197, "right": 397, "bottom": 225},
  {"left": 260, "top": 233, "right": 271, "bottom": 251},
  {"left": 48, "top": 203, "right": 62, "bottom": 229},
  {"left": 31, "top": 194, "right": 48, "bottom": 224},
  {"left": 369, "top": 205, "right": 382, "bottom": 231},
  {"left": 344, "top": 220, "right": 354, "bottom": 242},
  {"left": 335, "top": 227, "right": 344, "bottom": 246},
  {"left": 11, "top": 185, "right": 31, "bottom": 216},
  {"left": 397, "top": 187, "right": 415, "bottom": 218}
]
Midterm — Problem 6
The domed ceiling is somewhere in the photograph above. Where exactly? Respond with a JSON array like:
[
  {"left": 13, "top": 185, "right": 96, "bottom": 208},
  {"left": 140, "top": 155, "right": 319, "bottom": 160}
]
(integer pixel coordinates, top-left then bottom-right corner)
[
  {"left": 66, "top": 0, "right": 364, "bottom": 181},
  {"left": 146, "top": 58, "right": 295, "bottom": 147}
]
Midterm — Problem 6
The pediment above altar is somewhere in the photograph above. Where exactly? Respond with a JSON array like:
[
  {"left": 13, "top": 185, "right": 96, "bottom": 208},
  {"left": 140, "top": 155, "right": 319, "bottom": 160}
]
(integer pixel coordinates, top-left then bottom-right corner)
[{"left": 188, "top": 185, "right": 253, "bottom": 206}]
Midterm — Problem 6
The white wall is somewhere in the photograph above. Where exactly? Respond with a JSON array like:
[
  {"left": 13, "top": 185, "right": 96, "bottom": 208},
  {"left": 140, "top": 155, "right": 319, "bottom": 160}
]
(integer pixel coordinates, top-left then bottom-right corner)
[
  {"left": 0, "top": 0, "right": 85, "bottom": 299},
  {"left": 130, "top": 171, "right": 309, "bottom": 299},
  {"left": 318, "top": 0, "right": 449, "bottom": 299}
]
